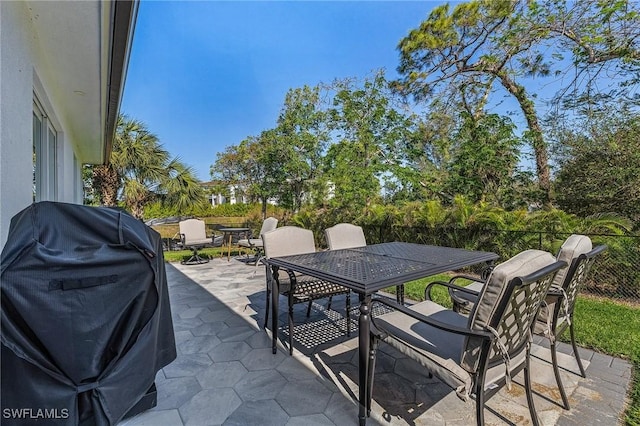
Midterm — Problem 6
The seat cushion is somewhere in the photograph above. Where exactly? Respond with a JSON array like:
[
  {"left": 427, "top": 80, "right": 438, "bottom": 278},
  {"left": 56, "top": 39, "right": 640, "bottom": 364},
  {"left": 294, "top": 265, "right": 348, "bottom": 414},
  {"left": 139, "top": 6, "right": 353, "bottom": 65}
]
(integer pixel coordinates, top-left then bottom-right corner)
[
  {"left": 463, "top": 250, "right": 556, "bottom": 372},
  {"left": 534, "top": 235, "right": 592, "bottom": 336},
  {"left": 185, "top": 237, "right": 212, "bottom": 246},
  {"left": 468, "top": 250, "right": 556, "bottom": 331},
  {"left": 553, "top": 235, "right": 592, "bottom": 287},
  {"left": 238, "top": 238, "right": 262, "bottom": 248},
  {"left": 374, "top": 300, "right": 472, "bottom": 396}
]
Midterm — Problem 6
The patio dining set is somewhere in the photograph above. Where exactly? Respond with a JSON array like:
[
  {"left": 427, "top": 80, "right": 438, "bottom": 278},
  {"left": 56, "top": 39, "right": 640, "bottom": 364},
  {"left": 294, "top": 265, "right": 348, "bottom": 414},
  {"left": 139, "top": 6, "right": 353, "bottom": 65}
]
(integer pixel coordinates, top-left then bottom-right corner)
[{"left": 177, "top": 215, "right": 608, "bottom": 426}]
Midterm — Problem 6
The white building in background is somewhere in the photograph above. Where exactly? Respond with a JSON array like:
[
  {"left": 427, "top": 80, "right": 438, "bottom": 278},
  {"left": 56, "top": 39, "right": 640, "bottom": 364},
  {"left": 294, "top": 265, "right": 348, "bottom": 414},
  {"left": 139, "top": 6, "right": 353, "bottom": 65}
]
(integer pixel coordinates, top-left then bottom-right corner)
[
  {"left": 202, "top": 181, "right": 249, "bottom": 206},
  {"left": 0, "top": 0, "right": 137, "bottom": 248},
  {"left": 202, "top": 181, "right": 278, "bottom": 206}
]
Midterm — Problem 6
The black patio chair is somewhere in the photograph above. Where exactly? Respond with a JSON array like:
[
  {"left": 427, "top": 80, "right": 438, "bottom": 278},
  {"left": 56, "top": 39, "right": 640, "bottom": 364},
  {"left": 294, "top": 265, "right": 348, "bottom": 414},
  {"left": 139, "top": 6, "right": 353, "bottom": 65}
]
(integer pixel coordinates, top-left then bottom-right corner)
[
  {"left": 262, "top": 226, "right": 351, "bottom": 355},
  {"left": 431, "top": 235, "right": 607, "bottom": 409},
  {"left": 369, "top": 250, "right": 566, "bottom": 426}
]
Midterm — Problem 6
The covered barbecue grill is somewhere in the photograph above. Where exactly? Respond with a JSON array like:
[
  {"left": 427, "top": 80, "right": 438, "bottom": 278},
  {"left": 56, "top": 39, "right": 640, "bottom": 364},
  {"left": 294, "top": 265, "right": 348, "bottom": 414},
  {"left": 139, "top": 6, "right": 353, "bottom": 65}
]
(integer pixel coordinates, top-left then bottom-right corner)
[{"left": 1, "top": 202, "right": 176, "bottom": 425}]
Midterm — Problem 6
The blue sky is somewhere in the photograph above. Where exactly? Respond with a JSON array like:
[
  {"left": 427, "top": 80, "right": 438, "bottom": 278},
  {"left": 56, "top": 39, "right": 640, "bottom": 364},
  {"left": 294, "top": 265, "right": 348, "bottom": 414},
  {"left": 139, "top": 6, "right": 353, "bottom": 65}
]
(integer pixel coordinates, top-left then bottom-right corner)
[{"left": 121, "top": 1, "right": 441, "bottom": 181}]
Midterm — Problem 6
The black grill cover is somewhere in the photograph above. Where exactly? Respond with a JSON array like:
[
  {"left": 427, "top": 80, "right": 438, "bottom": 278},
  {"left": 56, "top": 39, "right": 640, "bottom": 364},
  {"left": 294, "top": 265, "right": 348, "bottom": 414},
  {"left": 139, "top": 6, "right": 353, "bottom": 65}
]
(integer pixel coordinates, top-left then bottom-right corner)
[{"left": 1, "top": 202, "right": 176, "bottom": 425}]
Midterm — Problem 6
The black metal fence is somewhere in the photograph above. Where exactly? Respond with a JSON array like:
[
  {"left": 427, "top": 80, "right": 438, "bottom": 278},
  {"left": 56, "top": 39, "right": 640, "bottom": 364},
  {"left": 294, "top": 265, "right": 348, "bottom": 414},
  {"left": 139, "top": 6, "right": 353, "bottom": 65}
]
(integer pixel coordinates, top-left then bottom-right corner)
[{"left": 361, "top": 225, "right": 640, "bottom": 304}]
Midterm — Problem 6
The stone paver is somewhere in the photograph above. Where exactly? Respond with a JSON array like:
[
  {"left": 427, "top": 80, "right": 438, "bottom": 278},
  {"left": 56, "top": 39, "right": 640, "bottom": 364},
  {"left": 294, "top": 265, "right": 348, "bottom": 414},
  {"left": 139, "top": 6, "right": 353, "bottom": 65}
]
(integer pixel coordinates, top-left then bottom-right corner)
[
  {"left": 234, "top": 369, "right": 288, "bottom": 402},
  {"left": 179, "top": 388, "right": 242, "bottom": 425},
  {"left": 276, "top": 378, "right": 334, "bottom": 417},
  {"left": 223, "top": 400, "right": 290, "bottom": 426},
  {"left": 163, "top": 353, "right": 213, "bottom": 378},
  {"left": 155, "top": 376, "right": 202, "bottom": 410},
  {"left": 119, "top": 258, "right": 633, "bottom": 426},
  {"left": 197, "top": 361, "right": 248, "bottom": 389}
]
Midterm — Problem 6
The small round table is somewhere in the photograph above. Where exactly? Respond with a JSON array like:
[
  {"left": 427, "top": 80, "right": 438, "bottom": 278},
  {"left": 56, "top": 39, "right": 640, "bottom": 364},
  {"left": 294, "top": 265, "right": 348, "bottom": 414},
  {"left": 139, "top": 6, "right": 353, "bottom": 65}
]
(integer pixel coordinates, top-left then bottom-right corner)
[{"left": 218, "top": 227, "right": 250, "bottom": 261}]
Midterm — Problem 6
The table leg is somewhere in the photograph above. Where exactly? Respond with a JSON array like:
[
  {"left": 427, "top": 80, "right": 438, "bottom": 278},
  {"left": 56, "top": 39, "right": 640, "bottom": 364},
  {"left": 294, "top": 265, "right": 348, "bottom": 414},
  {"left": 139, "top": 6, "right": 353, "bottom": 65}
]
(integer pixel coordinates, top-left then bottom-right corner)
[
  {"left": 271, "top": 266, "right": 279, "bottom": 354},
  {"left": 358, "top": 294, "right": 371, "bottom": 426},
  {"left": 396, "top": 284, "right": 405, "bottom": 305},
  {"left": 227, "top": 233, "right": 232, "bottom": 261}
]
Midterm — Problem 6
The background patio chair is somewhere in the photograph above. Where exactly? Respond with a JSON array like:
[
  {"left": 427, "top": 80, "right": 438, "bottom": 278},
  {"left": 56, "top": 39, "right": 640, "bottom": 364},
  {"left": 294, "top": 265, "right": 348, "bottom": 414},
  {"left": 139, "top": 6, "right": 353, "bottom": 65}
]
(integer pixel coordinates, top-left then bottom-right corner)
[
  {"left": 262, "top": 226, "right": 351, "bottom": 355},
  {"left": 179, "top": 219, "right": 214, "bottom": 264},
  {"left": 238, "top": 216, "right": 278, "bottom": 265},
  {"left": 369, "top": 250, "right": 566, "bottom": 426},
  {"left": 428, "top": 235, "right": 607, "bottom": 410},
  {"left": 324, "top": 223, "right": 366, "bottom": 250}
]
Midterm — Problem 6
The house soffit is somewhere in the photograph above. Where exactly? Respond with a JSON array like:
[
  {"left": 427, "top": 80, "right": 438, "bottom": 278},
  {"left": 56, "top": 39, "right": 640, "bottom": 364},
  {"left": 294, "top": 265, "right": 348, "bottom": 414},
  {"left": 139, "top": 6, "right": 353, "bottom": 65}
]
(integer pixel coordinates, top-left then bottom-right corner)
[{"left": 26, "top": 1, "right": 136, "bottom": 164}]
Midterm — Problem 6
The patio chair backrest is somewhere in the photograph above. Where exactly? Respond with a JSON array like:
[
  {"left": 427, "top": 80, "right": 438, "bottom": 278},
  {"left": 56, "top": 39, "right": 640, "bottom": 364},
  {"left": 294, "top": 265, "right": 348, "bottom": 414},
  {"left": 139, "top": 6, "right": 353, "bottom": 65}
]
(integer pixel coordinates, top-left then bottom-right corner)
[
  {"left": 262, "top": 226, "right": 316, "bottom": 259},
  {"left": 553, "top": 234, "right": 592, "bottom": 287},
  {"left": 325, "top": 223, "right": 366, "bottom": 250},
  {"left": 179, "top": 219, "right": 207, "bottom": 245},
  {"left": 462, "top": 249, "right": 561, "bottom": 372},
  {"left": 259, "top": 217, "right": 278, "bottom": 237},
  {"left": 549, "top": 237, "right": 606, "bottom": 326}
]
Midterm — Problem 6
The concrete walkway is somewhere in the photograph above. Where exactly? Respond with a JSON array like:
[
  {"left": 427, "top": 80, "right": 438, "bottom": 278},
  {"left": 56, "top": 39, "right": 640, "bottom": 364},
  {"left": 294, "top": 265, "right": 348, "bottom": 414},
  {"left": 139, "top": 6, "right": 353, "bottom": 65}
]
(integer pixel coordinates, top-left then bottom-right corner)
[{"left": 119, "top": 257, "right": 632, "bottom": 426}]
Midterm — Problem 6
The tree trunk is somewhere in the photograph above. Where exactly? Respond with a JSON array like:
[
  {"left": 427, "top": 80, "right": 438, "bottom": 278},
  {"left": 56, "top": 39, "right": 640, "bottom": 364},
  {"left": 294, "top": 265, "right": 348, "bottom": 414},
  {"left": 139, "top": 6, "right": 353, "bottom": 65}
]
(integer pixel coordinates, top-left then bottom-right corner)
[
  {"left": 261, "top": 196, "right": 267, "bottom": 219},
  {"left": 129, "top": 203, "right": 145, "bottom": 219},
  {"left": 92, "top": 165, "right": 119, "bottom": 206},
  {"left": 497, "top": 72, "right": 553, "bottom": 207}
]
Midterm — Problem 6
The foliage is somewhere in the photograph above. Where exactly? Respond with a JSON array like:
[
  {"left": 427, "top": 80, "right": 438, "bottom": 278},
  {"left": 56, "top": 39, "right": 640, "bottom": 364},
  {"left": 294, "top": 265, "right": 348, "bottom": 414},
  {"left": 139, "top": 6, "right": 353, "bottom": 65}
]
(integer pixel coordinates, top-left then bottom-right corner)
[
  {"left": 211, "top": 131, "right": 287, "bottom": 218},
  {"left": 293, "top": 198, "right": 636, "bottom": 298},
  {"left": 90, "top": 115, "right": 205, "bottom": 218},
  {"left": 276, "top": 85, "right": 331, "bottom": 212},
  {"left": 210, "top": 74, "right": 418, "bottom": 219},
  {"left": 82, "top": 164, "right": 99, "bottom": 205},
  {"left": 391, "top": 104, "right": 456, "bottom": 202},
  {"left": 554, "top": 110, "right": 640, "bottom": 228},
  {"left": 211, "top": 86, "right": 332, "bottom": 217},
  {"left": 393, "top": 0, "right": 640, "bottom": 205},
  {"left": 143, "top": 200, "right": 255, "bottom": 220},
  {"left": 324, "top": 71, "right": 416, "bottom": 214},
  {"left": 443, "top": 112, "right": 522, "bottom": 206}
]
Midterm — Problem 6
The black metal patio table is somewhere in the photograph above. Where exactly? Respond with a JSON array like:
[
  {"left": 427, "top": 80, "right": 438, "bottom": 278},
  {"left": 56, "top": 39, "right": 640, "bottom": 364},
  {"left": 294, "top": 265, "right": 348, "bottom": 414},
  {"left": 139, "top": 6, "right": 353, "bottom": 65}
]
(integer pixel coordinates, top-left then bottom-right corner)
[{"left": 265, "top": 242, "right": 498, "bottom": 426}]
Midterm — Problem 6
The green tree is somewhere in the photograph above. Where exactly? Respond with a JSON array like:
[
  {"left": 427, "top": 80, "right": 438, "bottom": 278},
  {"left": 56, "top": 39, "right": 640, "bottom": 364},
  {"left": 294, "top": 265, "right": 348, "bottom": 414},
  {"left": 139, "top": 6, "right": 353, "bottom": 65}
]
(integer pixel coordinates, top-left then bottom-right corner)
[
  {"left": 275, "top": 85, "right": 331, "bottom": 212},
  {"left": 326, "top": 71, "right": 414, "bottom": 214},
  {"left": 211, "top": 86, "right": 331, "bottom": 216},
  {"left": 394, "top": 0, "right": 640, "bottom": 206},
  {"left": 92, "top": 115, "right": 205, "bottom": 218},
  {"left": 444, "top": 112, "right": 522, "bottom": 206},
  {"left": 554, "top": 110, "right": 640, "bottom": 227},
  {"left": 392, "top": 103, "right": 456, "bottom": 202},
  {"left": 211, "top": 131, "right": 287, "bottom": 218}
]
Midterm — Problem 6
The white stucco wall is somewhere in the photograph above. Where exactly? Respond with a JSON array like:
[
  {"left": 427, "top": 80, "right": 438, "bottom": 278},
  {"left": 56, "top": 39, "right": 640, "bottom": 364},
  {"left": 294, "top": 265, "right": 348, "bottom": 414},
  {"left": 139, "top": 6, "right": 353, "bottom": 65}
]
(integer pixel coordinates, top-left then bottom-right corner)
[
  {"left": 0, "top": 1, "right": 83, "bottom": 249},
  {"left": 1, "top": 1, "right": 34, "bottom": 249}
]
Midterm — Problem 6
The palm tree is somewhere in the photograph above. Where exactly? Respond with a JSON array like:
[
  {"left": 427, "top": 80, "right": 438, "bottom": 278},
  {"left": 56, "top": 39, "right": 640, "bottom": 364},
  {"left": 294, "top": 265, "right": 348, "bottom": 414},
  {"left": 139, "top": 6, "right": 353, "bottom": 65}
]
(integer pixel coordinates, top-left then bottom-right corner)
[{"left": 92, "top": 115, "right": 205, "bottom": 218}]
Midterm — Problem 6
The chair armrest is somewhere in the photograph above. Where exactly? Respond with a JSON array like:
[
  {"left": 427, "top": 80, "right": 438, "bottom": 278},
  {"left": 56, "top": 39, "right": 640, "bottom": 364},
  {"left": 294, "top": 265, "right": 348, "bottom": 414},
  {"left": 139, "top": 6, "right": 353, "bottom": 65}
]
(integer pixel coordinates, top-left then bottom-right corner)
[
  {"left": 371, "top": 296, "right": 492, "bottom": 340},
  {"left": 449, "top": 274, "right": 483, "bottom": 284},
  {"left": 424, "top": 279, "right": 481, "bottom": 306},
  {"left": 180, "top": 233, "right": 186, "bottom": 245}
]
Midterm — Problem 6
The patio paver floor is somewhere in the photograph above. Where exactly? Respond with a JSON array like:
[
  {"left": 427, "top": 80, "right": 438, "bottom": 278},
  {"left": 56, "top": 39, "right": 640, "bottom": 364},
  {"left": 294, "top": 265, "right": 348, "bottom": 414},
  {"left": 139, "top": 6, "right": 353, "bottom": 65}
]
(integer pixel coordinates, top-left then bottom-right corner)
[{"left": 119, "top": 257, "right": 632, "bottom": 426}]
